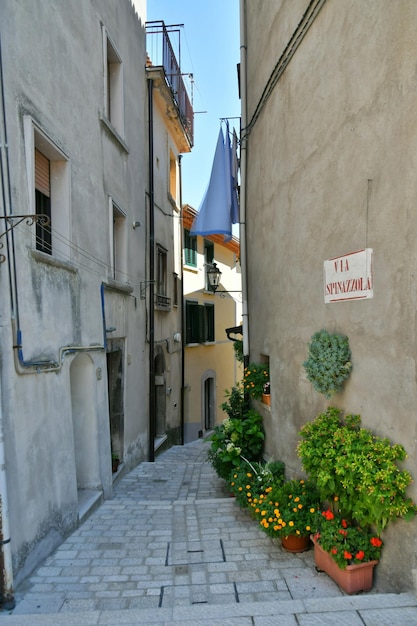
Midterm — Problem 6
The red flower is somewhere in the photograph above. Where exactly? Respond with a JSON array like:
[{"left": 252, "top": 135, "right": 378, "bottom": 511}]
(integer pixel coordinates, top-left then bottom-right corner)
[
  {"left": 370, "top": 537, "right": 382, "bottom": 547},
  {"left": 322, "top": 510, "right": 334, "bottom": 521},
  {"left": 331, "top": 548, "right": 337, "bottom": 555},
  {"left": 344, "top": 550, "right": 353, "bottom": 560},
  {"left": 338, "top": 529, "right": 347, "bottom": 536},
  {"left": 341, "top": 519, "right": 347, "bottom": 528},
  {"left": 355, "top": 551, "right": 365, "bottom": 560}
]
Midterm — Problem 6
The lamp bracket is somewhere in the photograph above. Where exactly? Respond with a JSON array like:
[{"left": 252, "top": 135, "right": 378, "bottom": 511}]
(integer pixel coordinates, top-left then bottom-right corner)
[{"left": 140, "top": 280, "right": 157, "bottom": 299}]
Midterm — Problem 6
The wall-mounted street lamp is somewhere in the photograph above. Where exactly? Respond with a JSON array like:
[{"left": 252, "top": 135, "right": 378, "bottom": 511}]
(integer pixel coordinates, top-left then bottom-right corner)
[
  {"left": 206, "top": 262, "right": 222, "bottom": 293},
  {"left": 206, "top": 262, "right": 242, "bottom": 297}
]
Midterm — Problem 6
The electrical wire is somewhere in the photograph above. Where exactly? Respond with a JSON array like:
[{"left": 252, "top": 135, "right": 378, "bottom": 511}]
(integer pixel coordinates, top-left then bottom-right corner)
[{"left": 19, "top": 220, "right": 142, "bottom": 286}]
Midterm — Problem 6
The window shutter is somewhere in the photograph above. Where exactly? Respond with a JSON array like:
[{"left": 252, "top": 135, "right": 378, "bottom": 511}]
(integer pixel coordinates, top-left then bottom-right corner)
[
  {"left": 197, "top": 305, "right": 205, "bottom": 342},
  {"left": 184, "top": 229, "right": 197, "bottom": 266},
  {"left": 186, "top": 301, "right": 201, "bottom": 343},
  {"left": 35, "top": 149, "right": 50, "bottom": 197},
  {"left": 205, "top": 304, "right": 215, "bottom": 342}
]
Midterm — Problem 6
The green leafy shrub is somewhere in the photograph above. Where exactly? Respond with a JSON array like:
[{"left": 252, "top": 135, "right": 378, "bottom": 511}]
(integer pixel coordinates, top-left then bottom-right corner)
[
  {"left": 297, "top": 407, "right": 416, "bottom": 533},
  {"left": 303, "top": 329, "right": 352, "bottom": 398},
  {"left": 220, "top": 384, "right": 249, "bottom": 420},
  {"left": 207, "top": 409, "right": 264, "bottom": 480},
  {"left": 233, "top": 339, "right": 244, "bottom": 363}
]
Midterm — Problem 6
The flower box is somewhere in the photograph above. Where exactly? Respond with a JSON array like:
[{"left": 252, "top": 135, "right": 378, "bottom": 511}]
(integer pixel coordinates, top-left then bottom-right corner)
[{"left": 312, "top": 536, "right": 378, "bottom": 594}]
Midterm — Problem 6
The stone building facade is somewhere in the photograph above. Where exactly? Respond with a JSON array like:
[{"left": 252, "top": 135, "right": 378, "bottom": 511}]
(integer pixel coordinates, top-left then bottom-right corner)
[{"left": 241, "top": 0, "right": 417, "bottom": 591}]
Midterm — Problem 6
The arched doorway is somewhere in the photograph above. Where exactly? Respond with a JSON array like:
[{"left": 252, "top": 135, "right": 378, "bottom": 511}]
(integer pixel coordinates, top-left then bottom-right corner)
[{"left": 70, "top": 353, "right": 100, "bottom": 492}]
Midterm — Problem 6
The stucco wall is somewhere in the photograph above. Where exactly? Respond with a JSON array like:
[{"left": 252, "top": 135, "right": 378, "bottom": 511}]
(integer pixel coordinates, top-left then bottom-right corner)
[
  {"left": 244, "top": 0, "right": 417, "bottom": 591},
  {"left": 0, "top": 0, "right": 149, "bottom": 584}
]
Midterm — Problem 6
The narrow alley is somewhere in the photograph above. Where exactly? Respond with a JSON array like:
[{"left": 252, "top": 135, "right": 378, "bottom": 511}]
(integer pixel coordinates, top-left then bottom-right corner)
[{"left": 2, "top": 440, "right": 416, "bottom": 625}]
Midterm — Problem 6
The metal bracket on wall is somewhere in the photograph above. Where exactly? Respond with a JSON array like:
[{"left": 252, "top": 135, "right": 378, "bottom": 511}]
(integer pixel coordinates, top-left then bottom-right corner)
[
  {"left": 140, "top": 280, "right": 157, "bottom": 300},
  {"left": 0, "top": 214, "right": 50, "bottom": 263}
]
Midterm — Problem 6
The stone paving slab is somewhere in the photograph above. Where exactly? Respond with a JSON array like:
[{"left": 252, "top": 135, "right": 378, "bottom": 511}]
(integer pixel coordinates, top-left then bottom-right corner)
[{"left": 1, "top": 440, "right": 416, "bottom": 624}]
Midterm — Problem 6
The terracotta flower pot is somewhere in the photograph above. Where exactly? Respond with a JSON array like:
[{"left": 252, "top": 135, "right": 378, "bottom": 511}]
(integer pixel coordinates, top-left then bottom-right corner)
[
  {"left": 312, "top": 536, "right": 378, "bottom": 594},
  {"left": 261, "top": 393, "right": 271, "bottom": 406},
  {"left": 281, "top": 534, "right": 310, "bottom": 553}
]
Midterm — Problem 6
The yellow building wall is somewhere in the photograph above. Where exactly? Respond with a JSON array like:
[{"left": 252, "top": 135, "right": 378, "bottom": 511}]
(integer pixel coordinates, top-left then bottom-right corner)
[{"left": 183, "top": 231, "right": 242, "bottom": 442}]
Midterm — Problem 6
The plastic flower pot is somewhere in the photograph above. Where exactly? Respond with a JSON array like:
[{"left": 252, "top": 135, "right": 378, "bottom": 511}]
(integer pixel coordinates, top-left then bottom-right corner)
[{"left": 312, "top": 536, "right": 378, "bottom": 594}]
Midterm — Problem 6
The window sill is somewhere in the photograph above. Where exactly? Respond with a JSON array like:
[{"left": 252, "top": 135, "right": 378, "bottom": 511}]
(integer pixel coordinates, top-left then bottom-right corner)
[
  {"left": 103, "top": 279, "right": 134, "bottom": 295},
  {"left": 31, "top": 249, "right": 78, "bottom": 273},
  {"left": 183, "top": 264, "right": 198, "bottom": 273},
  {"left": 168, "top": 193, "right": 178, "bottom": 211},
  {"left": 99, "top": 115, "right": 129, "bottom": 153}
]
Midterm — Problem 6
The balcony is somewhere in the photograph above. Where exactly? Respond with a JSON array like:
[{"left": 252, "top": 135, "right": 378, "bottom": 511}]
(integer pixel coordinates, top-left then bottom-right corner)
[{"left": 146, "top": 21, "right": 194, "bottom": 151}]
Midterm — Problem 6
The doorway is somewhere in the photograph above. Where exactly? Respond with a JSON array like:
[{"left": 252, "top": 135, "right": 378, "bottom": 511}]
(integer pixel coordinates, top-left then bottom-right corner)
[
  {"left": 106, "top": 341, "right": 124, "bottom": 468},
  {"left": 202, "top": 370, "right": 216, "bottom": 432},
  {"left": 70, "top": 353, "right": 102, "bottom": 519}
]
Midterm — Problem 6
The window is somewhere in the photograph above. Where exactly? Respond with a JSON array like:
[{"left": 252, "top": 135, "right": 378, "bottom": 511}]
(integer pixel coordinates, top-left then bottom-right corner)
[
  {"left": 156, "top": 245, "right": 170, "bottom": 309},
  {"left": 109, "top": 198, "right": 127, "bottom": 282},
  {"left": 24, "top": 117, "right": 70, "bottom": 260},
  {"left": 184, "top": 229, "right": 197, "bottom": 267},
  {"left": 173, "top": 273, "right": 179, "bottom": 307},
  {"left": 204, "top": 240, "right": 214, "bottom": 291},
  {"left": 35, "top": 149, "right": 51, "bottom": 254},
  {"left": 186, "top": 301, "right": 215, "bottom": 344},
  {"left": 103, "top": 27, "right": 124, "bottom": 136}
]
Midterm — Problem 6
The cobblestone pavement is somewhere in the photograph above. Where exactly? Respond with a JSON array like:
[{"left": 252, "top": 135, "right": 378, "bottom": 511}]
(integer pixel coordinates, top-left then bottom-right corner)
[{"left": 1, "top": 440, "right": 416, "bottom": 625}]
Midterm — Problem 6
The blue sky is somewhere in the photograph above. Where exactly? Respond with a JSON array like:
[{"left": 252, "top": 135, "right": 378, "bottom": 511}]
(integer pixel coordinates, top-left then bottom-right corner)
[{"left": 146, "top": 0, "right": 241, "bottom": 211}]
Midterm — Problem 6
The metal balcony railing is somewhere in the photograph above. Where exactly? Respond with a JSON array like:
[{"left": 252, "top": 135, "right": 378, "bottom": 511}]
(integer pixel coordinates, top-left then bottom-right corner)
[
  {"left": 146, "top": 21, "right": 194, "bottom": 147},
  {"left": 155, "top": 294, "right": 171, "bottom": 310}
]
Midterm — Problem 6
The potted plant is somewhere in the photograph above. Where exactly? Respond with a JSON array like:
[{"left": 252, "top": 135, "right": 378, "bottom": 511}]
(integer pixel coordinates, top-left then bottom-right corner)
[
  {"left": 262, "top": 381, "right": 271, "bottom": 406},
  {"left": 252, "top": 478, "right": 320, "bottom": 552},
  {"left": 243, "top": 362, "right": 269, "bottom": 401},
  {"left": 311, "top": 510, "right": 382, "bottom": 594},
  {"left": 297, "top": 407, "right": 416, "bottom": 592}
]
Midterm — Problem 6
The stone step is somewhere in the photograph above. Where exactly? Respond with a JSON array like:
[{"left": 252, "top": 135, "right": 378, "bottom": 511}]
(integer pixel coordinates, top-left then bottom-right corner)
[{"left": 3, "top": 593, "right": 417, "bottom": 625}]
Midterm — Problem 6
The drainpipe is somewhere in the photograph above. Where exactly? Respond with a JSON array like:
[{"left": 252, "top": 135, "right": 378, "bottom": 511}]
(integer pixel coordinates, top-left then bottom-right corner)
[
  {"left": 0, "top": 379, "right": 14, "bottom": 609},
  {"left": 148, "top": 78, "right": 156, "bottom": 462},
  {"left": 239, "top": 0, "right": 250, "bottom": 366},
  {"left": 178, "top": 154, "right": 184, "bottom": 445}
]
